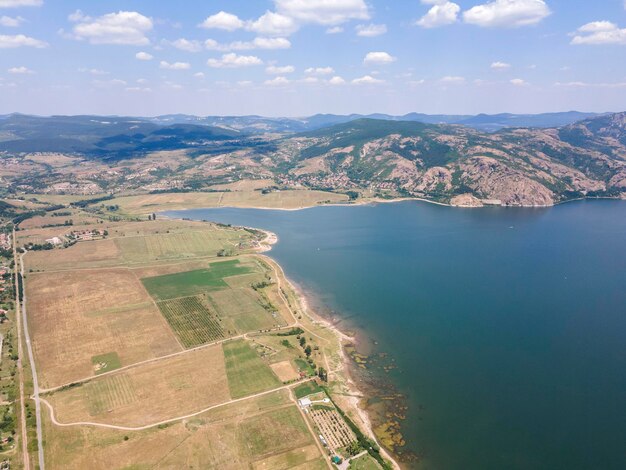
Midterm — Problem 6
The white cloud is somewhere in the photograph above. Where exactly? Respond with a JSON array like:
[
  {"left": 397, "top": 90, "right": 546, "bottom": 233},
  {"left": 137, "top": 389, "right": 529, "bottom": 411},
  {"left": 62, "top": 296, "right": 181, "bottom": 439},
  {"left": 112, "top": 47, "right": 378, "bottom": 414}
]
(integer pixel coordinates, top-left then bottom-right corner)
[
  {"left": 301, "top": 76, "right": 319, "bottom": 84},
  {"left": 0, "top": 15, "right": 23, "bottom": 26},
  {"left": 135, "top": 51, "right": 153, "bottom": 60},
  {"left": 159, "top": 61, "right": 190, "bottom": 70},
  {"left": 92, "top": 78, "right": 127, "bottom": 88},
  {"left": 328, "top": 76, "right": 346, "bottom": 85},
  {"left": 463, "top": 0, "right": 550, "bottom": 28},
  {"left": 352, "top": 75, "right": 384, "bottom": 85},
  {"left": 70, "top": 10, "right": 153, "bottom": 45},
  {"left": 275, "top": 0, "right": 370, "bottom": 25},
  {"left": 570, "top": 21, "right": 626, "bottom": 46},
  {"left": 440, "top": 75, "right": 465, "bottom": 83},
  {"left": 78, "top": 67, "right": 109, "bottom": 75},
  {"left": 408, "top": 79, "right": 426, "bottom": 86},
  {"left": 125, "top": 86, "right": 152, "bottom": 92},
  {"left": 0, "top": 0, "right": 41, "bottom": 7},
  {"left": 169, "top": 38, "right": 203, "bottom": 52},
  {"left": 305, "top": 66, "right": 334, "bottom": 75},
  {"left": 264, "top": 76, "right": 290, "bottom": 86},
  {"left": 326, "top": 26, "right": 344, "bottom": 34},
  {"left": 416, "top": 1, "right": 460, "bottom": 28},
  {"left": 363, "top": 51, "right": 396, "bottom": 65},
  {"left": 554, "top": 81, "right": 626, "bottom": 88},
  {"left": 510, "top": 78, "right": 528, "bottom": 86},
  {"left": 248, "top": 11, "right": 298, "bottom": 36},
  {"left": 237, "top": 80, "right": 253, "bottom": 87},
  {"left": 356, "top": 23, "right": 387, "bottom": 37},
  {"left": 266, "top": 64, "right": 295, "bottom": 74},
  {"left": 207, "top": 53, "right": 263, "bottom": 68},
  {"left": 491, "top": 61, "right": 511, "bottom": 70},
  {"left": 200, "top": 11, "right": 244, "bottom": 31},
  {"left": 205, "top": 37, "right": 291, "bottom": 51},
  {"left": 194, "top": 72, "right": 205, "bottom": 78},
  {"left": 0, "top": 33, "right": 47, "bottom": 48},
  {"left": 8, "top": 66, "right": 33, "bottom": 74}
]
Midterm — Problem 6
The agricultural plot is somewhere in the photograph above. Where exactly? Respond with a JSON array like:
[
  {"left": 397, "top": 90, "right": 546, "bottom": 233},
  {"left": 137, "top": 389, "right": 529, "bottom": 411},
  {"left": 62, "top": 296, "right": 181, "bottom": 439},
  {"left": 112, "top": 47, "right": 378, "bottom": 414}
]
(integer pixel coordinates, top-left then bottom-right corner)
[
  {"left": 26, "top": 268, "right": 181, "bottom": 388},
  {"left": 43, "top": 389, "right": 323, "bottom": 470},
  {"left": 91, "top": 352, "right": 121, "bottom": 375},
  {"left": 156, "top": 295, "right": 225, "bottom": 348},
  {"left": 309, "top": 407, "right": 357, "bottom": 451},
  {"left": 223, "top": 339, "right": 281, "bottom": 399},
  {"left": 208, "top": 287, "right": 281, "bottom": 333},
  {"left": 47, "top": 344, "right": 230, "bottom": 427},
  {"left": 116, "top": 230, "right": 242, "bottom": 263},
  {"left": 141, "top": 259, "right": 253, "bottom": 301},
  {"left": 238, "top": 406, "right": 314, "bottom": 458},
  {"left": 25, "top": 238, "right": 123, "bottom": 271}
]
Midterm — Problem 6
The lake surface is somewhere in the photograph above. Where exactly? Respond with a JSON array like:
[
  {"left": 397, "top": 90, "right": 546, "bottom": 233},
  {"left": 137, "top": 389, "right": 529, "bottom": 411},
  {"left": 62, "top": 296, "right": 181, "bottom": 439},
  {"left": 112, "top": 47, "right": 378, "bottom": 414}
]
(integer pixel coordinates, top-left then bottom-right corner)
[{"left": 166, "top": 200, "right": 626, "bottom": 470}]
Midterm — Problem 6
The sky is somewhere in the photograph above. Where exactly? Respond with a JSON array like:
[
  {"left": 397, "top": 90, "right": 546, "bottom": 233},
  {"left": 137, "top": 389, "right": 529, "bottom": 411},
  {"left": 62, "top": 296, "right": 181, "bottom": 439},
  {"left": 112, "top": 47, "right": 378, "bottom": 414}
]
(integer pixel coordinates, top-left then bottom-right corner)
[{"left": 1, "top": 0, "right": 626, "bottom": 117}]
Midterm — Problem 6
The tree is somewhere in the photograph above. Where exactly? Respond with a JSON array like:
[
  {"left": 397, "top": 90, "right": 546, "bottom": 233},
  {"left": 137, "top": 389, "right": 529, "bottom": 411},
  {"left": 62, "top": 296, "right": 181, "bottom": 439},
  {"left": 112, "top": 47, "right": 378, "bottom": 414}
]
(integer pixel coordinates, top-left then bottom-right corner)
[
  {"left": 299, "top": 336, "right": 306, "bottom": 347},
  {"left": 318, "top": 367, "right": 328, "bottom": 382},
  {"left": 304, "top": 345, "right": 312, "bottom": 357}
]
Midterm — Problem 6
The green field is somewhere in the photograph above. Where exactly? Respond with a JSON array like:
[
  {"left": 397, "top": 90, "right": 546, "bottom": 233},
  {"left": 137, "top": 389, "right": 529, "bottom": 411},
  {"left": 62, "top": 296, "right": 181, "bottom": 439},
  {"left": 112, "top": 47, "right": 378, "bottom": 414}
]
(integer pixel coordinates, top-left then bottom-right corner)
[
  {"left": 348, "top": 454, "right": 383, "bottom": 470},
  {"left": 141, "top": 259, "right": 253, "bottom": 301},
  {"left": 223, "top": 339, "right": 281, "bottom": 399},
  {"left": 157, "top": 296, "right": 225, "bottom": 348},
  {"left": 91, "top": 352, "right": 122, "bottom": 375},
  {"left": 208, "top": 287, "right": 279, "bottom": 332},
  {"left": 293, "top": 381, "right": 322, "bottom": 399},
  {"left": 116, "top": 231, "right": 238, "bottom": 262}
]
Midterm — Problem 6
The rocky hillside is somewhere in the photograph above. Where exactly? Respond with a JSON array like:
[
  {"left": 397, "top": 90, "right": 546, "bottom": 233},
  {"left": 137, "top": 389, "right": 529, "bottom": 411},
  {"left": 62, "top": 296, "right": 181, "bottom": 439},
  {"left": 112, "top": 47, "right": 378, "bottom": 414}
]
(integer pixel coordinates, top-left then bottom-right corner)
[{"left": 269, "top": 114, "right": 626, "bottom": 206}]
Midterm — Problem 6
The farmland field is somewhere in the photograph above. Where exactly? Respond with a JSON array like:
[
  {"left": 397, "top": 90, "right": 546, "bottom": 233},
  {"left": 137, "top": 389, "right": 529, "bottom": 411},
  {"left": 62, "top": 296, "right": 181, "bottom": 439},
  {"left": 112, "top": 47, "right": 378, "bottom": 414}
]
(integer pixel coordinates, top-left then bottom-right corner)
[
  {"left": 141, "top": 259, "right": 254, "bottom": 301},
  {"left": 223, "top": 339, "right": 281, "bottom": 398},
  {"left": 156, "top": 295, "right": 225, "bottom": 348},
  {"left": 116, "top": 229, "right": 244, "bottom": 263},
  {"left": 26, "top": 268, "right": 181, "bottom": 388},
  {"left": 107, "top": 189, "right": 349, "bottom": 216},
  {"left": 208, "top": 287, "right": 281, "bottom": 332},
  {"left": 43, "top": 389, "right": 318, "bottom": 469},
  {"left": 47, "top": 344, "right": 229, "bottom": 426}
]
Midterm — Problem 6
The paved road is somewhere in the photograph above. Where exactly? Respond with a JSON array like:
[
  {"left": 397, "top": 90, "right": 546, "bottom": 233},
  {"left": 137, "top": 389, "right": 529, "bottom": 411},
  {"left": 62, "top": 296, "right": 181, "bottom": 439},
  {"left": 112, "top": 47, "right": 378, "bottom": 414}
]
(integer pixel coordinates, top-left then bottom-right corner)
[
  {"left": 19, "top": 251, "right": 45, "bottom": 470},
  {"left": 12, "top": 230, "right": 30, "bottom": 470}
]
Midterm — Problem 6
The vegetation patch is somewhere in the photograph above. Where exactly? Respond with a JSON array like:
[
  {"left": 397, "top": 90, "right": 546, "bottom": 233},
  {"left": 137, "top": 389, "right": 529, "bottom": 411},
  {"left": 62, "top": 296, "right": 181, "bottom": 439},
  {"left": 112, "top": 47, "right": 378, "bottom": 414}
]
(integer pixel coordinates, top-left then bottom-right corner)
[
  {"left": 141, "top": 259, "right": 252, "bottom": 301},
  {"left": 222, "top": 339, "right": 281, "bottom": 399},
  {"left": 293, "top": 381, "right": 322, "bottom": 399},
  {"left": 91, "top": 352, "right": 121, "bottom": 375},
  {"left": 157, "top": 295, "right": 225, "bottom": 348}
]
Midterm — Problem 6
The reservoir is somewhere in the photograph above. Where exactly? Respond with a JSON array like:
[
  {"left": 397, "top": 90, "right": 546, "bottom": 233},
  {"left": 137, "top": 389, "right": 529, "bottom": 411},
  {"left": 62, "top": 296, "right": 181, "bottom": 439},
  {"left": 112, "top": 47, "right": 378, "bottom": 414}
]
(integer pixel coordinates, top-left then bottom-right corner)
[{"left": 165, "top": 200, "right": 626, "bottom": 470}]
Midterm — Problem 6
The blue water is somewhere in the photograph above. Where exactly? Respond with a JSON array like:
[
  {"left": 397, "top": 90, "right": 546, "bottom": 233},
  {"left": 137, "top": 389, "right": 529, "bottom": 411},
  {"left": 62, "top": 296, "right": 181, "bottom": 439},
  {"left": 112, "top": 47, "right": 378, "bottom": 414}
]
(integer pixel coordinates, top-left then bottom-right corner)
[{"left": 166, "top": 200, "right": 626, "bottom": 470}]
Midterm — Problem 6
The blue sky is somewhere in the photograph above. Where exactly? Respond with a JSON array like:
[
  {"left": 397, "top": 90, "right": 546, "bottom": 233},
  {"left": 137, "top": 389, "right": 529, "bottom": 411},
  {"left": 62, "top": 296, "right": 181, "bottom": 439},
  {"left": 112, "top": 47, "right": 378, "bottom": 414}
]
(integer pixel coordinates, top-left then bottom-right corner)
[{"left": 1, "top": 0, "right": 625, "bottom": 116}]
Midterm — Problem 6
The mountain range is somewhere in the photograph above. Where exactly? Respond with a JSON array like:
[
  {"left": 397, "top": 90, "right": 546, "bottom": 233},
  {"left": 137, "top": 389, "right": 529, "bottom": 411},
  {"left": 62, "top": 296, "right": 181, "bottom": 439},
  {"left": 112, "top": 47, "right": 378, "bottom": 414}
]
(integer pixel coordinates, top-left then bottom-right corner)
[{"left": 0, "top": 111, "right": 624, "bottom": 207}]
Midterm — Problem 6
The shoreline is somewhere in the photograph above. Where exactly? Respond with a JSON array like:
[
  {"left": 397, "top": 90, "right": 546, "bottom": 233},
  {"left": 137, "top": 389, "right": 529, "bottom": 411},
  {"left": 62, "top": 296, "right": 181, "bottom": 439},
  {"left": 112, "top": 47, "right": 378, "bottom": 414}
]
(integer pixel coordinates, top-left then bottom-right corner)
[
  {"left": 257, "top": 226, "right": 403, "bottom": 469},
  {"left": 156, "top": 193, "right": 625, "bottom": 217}
]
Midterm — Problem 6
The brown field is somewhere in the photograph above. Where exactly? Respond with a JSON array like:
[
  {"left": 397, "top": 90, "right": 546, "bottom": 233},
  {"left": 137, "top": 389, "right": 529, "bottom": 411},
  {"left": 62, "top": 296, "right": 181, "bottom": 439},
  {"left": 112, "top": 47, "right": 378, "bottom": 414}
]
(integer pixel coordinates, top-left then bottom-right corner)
[
  {"left": 43, "top": 389, "right": 324, "bottom": 470},
  {"left": 108, "top": 189, "right": 349, "bottom": 215},
  {"left": 24, "top": 153, "right": 81, "bottom": 166},
  {"left": 47, "top": 344, "right": 230, "bottom": 426},
  {"left": 18, "top": 214, "right": 101, "bottom": 230},
  {"left": 209, "top": 178, "right": 276, "bottom": 191},
  {"left": 270, "top": 360, "right": 300, "bottom": 382},
  {"left": 26, "top": 238, "right": 123, "bottom": 271},
  {"left": 26, "top": 268, "right": 181, "bottom": 388}
]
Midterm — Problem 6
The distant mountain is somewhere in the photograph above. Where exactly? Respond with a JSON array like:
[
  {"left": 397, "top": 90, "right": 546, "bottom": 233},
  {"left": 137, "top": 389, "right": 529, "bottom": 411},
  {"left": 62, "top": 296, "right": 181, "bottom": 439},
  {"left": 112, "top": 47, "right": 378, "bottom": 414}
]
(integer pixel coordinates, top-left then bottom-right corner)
[
  {"left": 0, "top": 114, "right": 240, "bottom": 158},
  {"left": 148, "top": 111, "right": 602, "bottom": 134}
]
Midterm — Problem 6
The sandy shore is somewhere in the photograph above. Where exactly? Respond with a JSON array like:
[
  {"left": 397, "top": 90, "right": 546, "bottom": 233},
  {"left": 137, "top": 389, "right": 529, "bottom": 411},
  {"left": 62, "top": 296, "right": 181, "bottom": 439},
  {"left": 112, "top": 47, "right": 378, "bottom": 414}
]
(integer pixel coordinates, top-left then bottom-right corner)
[{"left": 257, "top": 229, "right": 402, "bottom": 469}]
